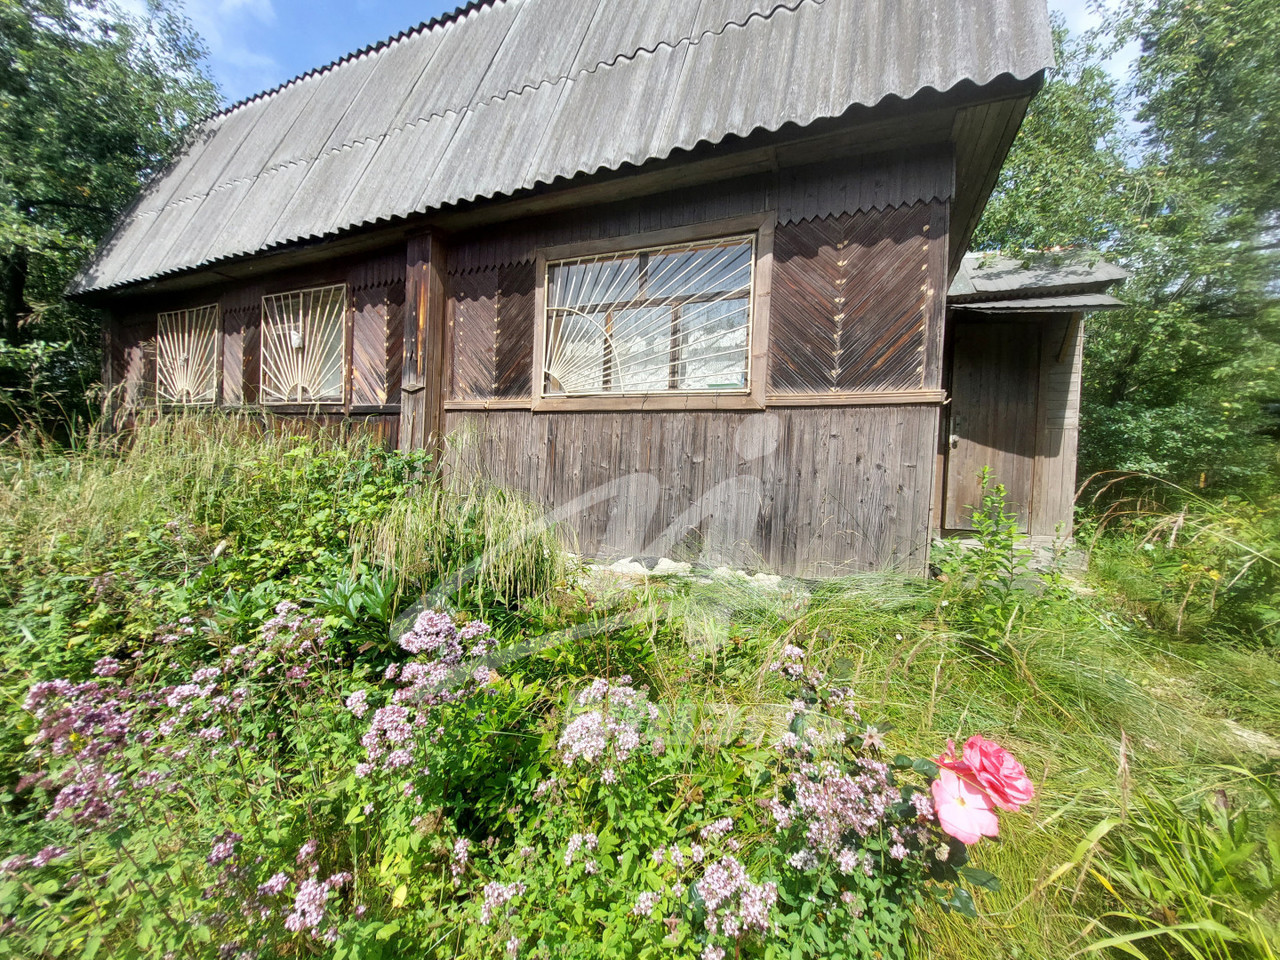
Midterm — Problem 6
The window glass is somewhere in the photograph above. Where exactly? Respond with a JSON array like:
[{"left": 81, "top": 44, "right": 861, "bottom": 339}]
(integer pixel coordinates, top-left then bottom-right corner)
[
  {"left": 156, "top": 304, "right": 219, "bottom": 404},
  {"left": 260, "top": 285, "right": 347, "bottom": 404},
  {"left": 544, "top": 236, "right": 753, "bottom": 396}
]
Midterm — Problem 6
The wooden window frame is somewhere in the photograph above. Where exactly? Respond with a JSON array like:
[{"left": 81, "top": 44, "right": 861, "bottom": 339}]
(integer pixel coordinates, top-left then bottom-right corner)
[
  {"left": 258, "top": 283, "right": 351, "bottom": 409},
  {"left": 155, "top": 304, "right": 221, "bottom": 407},
  {"left": 531, "top": 213, "right": 774, "bottom": 412}
]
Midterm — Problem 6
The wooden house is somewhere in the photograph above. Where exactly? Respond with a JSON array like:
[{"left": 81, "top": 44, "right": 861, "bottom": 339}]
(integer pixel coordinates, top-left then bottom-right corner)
[{"left": 71, "top": 0, "right": 1119, "bottom": 575}]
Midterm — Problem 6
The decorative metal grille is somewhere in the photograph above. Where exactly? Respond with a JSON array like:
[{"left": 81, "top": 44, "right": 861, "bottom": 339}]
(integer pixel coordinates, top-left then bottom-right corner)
[
  {"left": 260, "top": 285, "right": 348, "bottom": 404},
  {"left": 544, "top": 236, "right": 754, "bottom": 396},
  {"left": 156, "top": 304, "right": 219, "bottom": 404}
]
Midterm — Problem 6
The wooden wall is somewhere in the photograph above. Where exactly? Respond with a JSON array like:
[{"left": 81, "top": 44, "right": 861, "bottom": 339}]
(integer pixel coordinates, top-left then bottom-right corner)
[
  {"left": 941, "top": 311, "right": 1085, "bottom": 540},
  {"left": 440, "top": 153, "right": 952, "bottom": 573},
  {"left": 445, "top": 406, "right": 938, "bottom": 576},
  {"left": 769, "top": 202, "right": 948, "bottom": 396},
  {"left": 1030, "top": 313, "right": 1084, "bottom": 538},
  {"left": 103, "top": 147, "right": 958, "bottom": 574},
  {"left": 106, "top": 246, "right": 406, "bottom": 416}
]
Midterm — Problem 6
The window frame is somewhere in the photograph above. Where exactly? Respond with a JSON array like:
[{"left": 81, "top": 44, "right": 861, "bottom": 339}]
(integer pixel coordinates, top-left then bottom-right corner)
[
  {"left": 531, "top": 213, "right": 774, "bottom": 412},
  {"left": 155, "top": 303, "right": 221, "bottom": 407},
  {"left": 258, "top": 283, "right": 351, "bottom": 408}
]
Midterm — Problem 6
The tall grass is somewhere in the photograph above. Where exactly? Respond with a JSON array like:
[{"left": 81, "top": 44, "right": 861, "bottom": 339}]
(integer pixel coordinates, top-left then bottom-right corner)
[
  {"left": 360, "top": 477, "right": 568, "bottom": 607},
  {"left": 645, "top": 568, "right": 1280, "bottom": 959},
  {"left": 0, "top": 412, "right": 569, "bottom": 613}
]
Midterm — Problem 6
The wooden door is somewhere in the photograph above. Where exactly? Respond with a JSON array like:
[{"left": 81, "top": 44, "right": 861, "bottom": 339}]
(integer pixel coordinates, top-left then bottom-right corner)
[{"left": 944, "top": 321, "right": 1040, "bottom": 530}]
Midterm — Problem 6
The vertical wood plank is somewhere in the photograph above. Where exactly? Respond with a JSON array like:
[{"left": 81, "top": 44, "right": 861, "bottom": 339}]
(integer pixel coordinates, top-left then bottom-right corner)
[{"left": 402, "top": 232, "right": 447, "bottom": 451}]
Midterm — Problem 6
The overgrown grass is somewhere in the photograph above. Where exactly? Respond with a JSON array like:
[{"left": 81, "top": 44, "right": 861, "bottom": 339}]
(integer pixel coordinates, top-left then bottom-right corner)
[
  {"left": 0, "top": 422, "right": 1276, "bottom": 959},
  {"left": 639, "top": 559, "right": 1280, "bottom": 959}
]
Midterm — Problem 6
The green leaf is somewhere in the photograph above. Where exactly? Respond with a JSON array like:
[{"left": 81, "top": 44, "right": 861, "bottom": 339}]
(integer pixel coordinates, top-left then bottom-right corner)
[
  {"left": 948, "top": 887, "right": 978, "bottom": 919},
  {"left": 912, "top": 758, "right": 940, "bottom": 778},
  {"left": 959, "top": 867, "right": 1001, "bottom": 891}
]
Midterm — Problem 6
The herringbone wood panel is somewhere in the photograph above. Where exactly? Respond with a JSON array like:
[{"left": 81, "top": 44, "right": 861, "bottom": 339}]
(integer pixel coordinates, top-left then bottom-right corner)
[{"left": 770, "top": 203, "right": 938, "bottom": 394}]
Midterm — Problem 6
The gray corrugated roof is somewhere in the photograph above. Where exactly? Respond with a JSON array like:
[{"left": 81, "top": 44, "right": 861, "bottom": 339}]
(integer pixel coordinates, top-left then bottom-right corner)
[
  {"left": 952, "top": 293, "right": 1127, "bottom": 312},
  {"left": 73, "top": 0, "right": 1053, "bottom": 295},
  {"left": 949, "top": 251, "right": 1130, "bottom": 299}
]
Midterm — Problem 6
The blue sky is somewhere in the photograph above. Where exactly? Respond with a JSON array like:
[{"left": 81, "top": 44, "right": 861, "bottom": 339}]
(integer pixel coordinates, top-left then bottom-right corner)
[{"left": 169, "top": 0, "right": 1122, "bottom": 108}]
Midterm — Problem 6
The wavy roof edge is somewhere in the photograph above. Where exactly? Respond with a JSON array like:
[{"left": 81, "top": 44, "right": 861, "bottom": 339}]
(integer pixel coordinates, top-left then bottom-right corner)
[
  {"left": 204, "top": 0, "right": 497, "bottom": 122},
  {"left": 72, "top": 0, "right": 1055, "bottom": 296}
]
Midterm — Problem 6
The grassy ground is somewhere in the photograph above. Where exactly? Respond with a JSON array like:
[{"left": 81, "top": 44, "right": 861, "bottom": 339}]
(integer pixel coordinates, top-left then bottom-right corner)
[
  {"left": 585, "top": 565, "right": 1280, "bottom": 959},
  {"left": 0, "top": 417, "right": 1276, "bottom": 959}
]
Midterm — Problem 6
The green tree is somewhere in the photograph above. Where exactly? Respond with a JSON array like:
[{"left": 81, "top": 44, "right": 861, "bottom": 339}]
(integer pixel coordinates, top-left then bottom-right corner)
[
  {"left": 0, "top": 0, "right": 219, "bottom": 422},
  {"left": 974, "top": 8, "right": 1280, "bottom": 489}
]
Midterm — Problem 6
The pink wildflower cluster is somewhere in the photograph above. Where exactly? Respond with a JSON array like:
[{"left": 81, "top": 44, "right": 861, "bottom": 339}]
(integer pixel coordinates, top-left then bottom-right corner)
[
  {"left": 563, "top": 832, "right": 598, "bottom": 873},
  {"left": 769, "top": 758, "right": 928, "bottom": 866},
  {"left": 18, "top": 603, "right": 327, "bottom": 832},
  {"left": 768, "top": 645, "right": 860, "bottom": 722},
  {"left": 765, "top": 639, "right": 957, "bottom": 889},
  {"left": 450, "top": 837, "right": 471, "bottom": 884},
  {"left": 639, "top": 820, "right": 773, "bottom": 951},
  {"left": 1, "top": 846, "right": 67, "bottom": 872},
  {"left": 353, "top": 611, "right": 496, "bottom": 774},
  {"left": 696, "top": 856, "right": 778, "bottom": 941},
  {"left": 557, "top": 676, "right": 659, "bottom": 779},
  {"left": 480, "top": 881, "right": 526, "bottom": 924},
  {"left": 930, "top": 735, "right": 1035, "bottom": 844},
  {"left": 282, "top": 871, "right": 349, "bottom": 935}
]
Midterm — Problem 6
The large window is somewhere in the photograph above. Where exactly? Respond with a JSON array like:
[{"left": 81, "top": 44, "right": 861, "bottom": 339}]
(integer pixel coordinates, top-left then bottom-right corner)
[
  {"left": 542, "top": 236, "right": 754, "bottom": 397},
  {"left": 260, "top": 284, "right": 347, "bottom": 404},
  {"left": 156, "top": 304, "right": 219, "bottom": 405}
]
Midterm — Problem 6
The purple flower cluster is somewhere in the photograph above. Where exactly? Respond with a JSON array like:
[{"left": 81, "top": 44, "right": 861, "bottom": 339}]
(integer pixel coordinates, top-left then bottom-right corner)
[
  {"left": 1, "top": 846, "right": 68, "bottom": 872},
  {"left": 283, "top": 878, "right": 329, "bottom": 933},
  {"left": 21, "top": 678, "right": 136, "bottom": 826},
  {"left": 563, "top": 832, "right": 598, "bottom": 869},
  {"left": 450, "top": 837, "right": 471, "bottom": 884},
  {"left": 19, "top": 603, "right": 325, "bottom": 833},
  {"left": 480, "top": 881, "right": 526, "bottom": 924},
  {"left": 557, "top": 677, "right": 659, "bottom": 776},
  {"left": 768, "top": 646, "right": 860, "bottom": 721},
  {"left": 208, "top": 831, "right": 243, "bottom": 866},
  {"left": 353, "top": 611, "right": 497, "bottom": 775},
  {"left": 631, "top": 891, "right": 662, "bottom": 917},
  {"left": 696, "top": 856, "right": 778, "bottom": 940},
  {"left": 769, "top": 759, "right": 901, "bottom": 853}
]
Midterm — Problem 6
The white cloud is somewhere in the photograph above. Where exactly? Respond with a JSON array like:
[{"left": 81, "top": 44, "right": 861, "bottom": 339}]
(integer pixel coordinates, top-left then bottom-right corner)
[{"left": 179, "top": 0, "right": 282, "bottom": 102}]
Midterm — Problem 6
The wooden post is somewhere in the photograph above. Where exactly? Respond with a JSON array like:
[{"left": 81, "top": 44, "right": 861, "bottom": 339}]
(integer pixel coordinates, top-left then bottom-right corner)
[{"left": 400, "top": 231, "right": 447, "bottom": 452}]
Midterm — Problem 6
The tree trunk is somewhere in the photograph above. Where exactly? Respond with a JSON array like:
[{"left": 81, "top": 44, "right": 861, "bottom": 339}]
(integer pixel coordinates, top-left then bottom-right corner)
[{"left": 0, "top": 248, "right": 31, "bottom": 343}]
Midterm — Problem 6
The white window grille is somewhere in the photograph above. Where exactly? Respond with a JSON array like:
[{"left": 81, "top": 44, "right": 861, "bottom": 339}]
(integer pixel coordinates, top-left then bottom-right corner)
[
  {"left": 543, "top": 236, "right": 754, "bottom": 396},
  {"left": 260, "top": 284, "right": 348, "bottom": 404},
  {"left": 156, "top": 304, "right": 219, "bottom": 405}
]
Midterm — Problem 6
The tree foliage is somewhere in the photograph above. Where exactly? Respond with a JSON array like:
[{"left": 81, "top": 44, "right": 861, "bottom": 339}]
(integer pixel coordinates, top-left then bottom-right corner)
[
  {"left": 0, "top": 0, "right": 218, "bottom": 423},
  {"left": 975, "top": 6, "right": 1280, "bottom": 490}
]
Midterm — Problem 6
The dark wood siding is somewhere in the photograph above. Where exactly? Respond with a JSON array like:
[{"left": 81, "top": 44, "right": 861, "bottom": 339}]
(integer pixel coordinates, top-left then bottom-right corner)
[
  {"left": 349, "top": 251, "right": 406, "bottom": 408},
  {"left": 445, "top": 407, "right": 938, "bottom": 576},
  {"left": 769, "top": 201, "right": 948, "bottom": 395},
  {"left": 1030, "top": 314, "right": 1083, "bottom": 538},
  {"left": 108, "top": 314, "right": 156, "bottom": 409}
]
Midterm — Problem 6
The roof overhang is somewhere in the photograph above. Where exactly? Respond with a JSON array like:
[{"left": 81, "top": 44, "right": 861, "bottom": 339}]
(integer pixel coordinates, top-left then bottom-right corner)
[{"left": 951, "top": 292, "right": 1126, "bottom": 313}]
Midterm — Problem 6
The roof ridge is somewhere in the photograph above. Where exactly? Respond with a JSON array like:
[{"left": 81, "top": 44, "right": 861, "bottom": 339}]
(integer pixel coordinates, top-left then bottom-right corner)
[
  {"left": 122, "top": 1, "right": 820, "bottom": 230},
  {"left": 198, "top": 0, "right": 817, "bottom": 129},
  {"left": 202, "top": 0, "right": 500, "bottom": 123}
]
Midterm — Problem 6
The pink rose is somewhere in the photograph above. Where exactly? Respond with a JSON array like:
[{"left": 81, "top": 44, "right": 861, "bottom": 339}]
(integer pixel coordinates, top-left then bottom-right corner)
[
  {"left": 955, "top": 736, "right": 1034, "bottom": 812},
  {"left": 930, "top": 768, "right": 999, "bottom": 845}
]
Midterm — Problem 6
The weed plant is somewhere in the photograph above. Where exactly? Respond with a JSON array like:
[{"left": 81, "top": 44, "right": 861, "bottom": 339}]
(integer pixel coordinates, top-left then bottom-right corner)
[{"left": 0, "top": 422, "right": 1276, "bottom": 959}]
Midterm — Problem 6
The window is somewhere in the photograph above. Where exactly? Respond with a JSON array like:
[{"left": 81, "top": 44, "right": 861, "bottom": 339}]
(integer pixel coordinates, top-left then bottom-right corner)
[
  {"left": 156, "top": 304, "right": 219, "bottom": 404},
  {"left": 542, "top": 235, "right": 754, "bottom": 397},
  {"left": 260, "top": 284, "right": 347, "bottom": 404}
]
